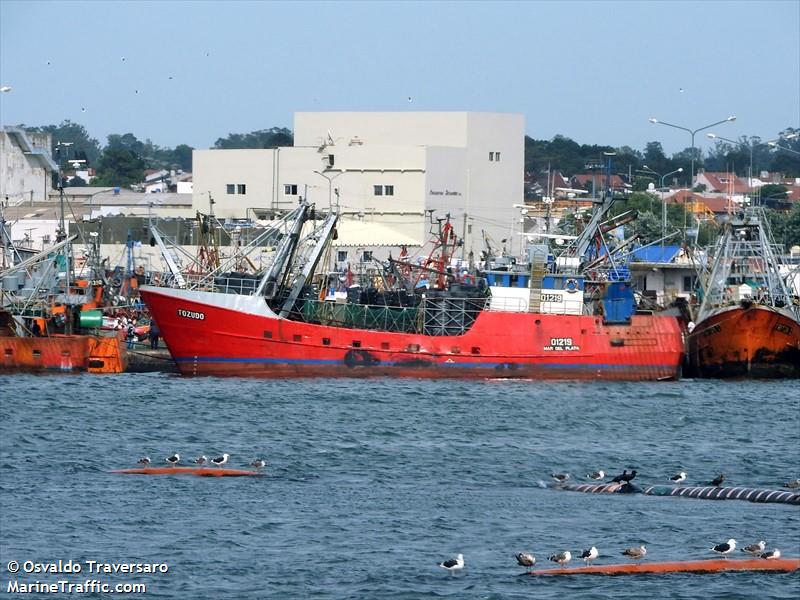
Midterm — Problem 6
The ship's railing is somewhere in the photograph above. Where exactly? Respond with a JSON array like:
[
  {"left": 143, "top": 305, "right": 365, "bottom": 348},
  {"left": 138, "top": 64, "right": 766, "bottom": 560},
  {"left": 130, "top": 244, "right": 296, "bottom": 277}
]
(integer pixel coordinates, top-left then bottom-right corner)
[{"left": 290, "top": 295, "right": 490, "bottom": 336}]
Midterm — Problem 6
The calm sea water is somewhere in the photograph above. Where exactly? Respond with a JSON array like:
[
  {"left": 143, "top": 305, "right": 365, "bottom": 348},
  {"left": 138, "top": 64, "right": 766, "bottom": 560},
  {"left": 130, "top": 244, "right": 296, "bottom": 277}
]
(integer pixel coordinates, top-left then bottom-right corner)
[{"left": 0, "top": 376, "right": 798, "bottom": 599}]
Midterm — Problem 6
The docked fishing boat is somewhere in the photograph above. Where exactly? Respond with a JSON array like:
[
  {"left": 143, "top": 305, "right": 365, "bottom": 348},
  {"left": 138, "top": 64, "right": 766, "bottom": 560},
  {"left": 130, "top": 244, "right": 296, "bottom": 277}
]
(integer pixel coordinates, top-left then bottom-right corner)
[
  {"left": 1, "top": 207, "right": 127, "bottom": 373},
  {"left": 688, "top": 208, "right": 800, "bottom": 378},
  {"left": 140, "top": 197, "right": 684, "bottom": 380}
]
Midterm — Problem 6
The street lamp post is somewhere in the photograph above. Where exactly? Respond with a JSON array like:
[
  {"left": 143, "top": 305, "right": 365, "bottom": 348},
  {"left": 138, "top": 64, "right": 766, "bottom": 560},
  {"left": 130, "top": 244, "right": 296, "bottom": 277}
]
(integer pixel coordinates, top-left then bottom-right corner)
[
  {"left": 641, "top": 165, "right": 683, "bottom": 248},
  {"left": 648, "top": 115, "right": 736, "bottom": 189},
  {"left": 313, "top": 170, "right": 344, "bottom": 210},
  {"left": 706, "top": 133, "right": 755, "bottom": 198},
  {"left": 767, "top": 141, "right": 800, "bottom": 156}
]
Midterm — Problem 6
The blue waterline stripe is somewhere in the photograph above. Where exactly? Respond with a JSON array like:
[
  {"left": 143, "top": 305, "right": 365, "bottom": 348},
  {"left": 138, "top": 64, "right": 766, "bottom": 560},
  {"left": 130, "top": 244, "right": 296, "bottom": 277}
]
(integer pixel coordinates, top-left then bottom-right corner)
[{"left": 174, "top": 356, "right": 673, "bottom": 370}]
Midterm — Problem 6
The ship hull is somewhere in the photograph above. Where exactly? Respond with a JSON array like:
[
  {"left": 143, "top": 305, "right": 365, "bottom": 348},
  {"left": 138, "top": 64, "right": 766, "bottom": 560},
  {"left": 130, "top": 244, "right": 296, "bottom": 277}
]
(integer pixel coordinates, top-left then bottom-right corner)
[
  {"left": 688, "top": 305, "right": 800, "bottom": 378},
  {"left": 0, "top": 334, "right": 127, "bottom": 374},
  {"left": 140, "top": 286, "right": 684, "bottom": 381}
]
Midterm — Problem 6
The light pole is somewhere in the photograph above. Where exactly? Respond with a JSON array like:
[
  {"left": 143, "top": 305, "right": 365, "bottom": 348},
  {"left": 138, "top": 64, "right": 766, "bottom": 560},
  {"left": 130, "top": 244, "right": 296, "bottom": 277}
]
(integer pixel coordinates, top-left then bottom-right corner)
[
  {"left": 313, "top": 170, "right": 344, "bottom": 210},
  {"left": 767, "top": 141, "right": 800, "bottom": 156},
  {"left": 648, "top": 115, "right": 736, "bottom": 189},
  {"left": 641, "top": 165, "right": 683, "bottom": 248},
  {"left": 706, "top": 133, "right": 755, "bottom": 195}
]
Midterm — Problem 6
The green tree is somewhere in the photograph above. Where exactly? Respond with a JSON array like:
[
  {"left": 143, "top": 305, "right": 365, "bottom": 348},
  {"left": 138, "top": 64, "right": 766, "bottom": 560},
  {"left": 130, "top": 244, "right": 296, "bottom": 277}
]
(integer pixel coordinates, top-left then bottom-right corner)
[
  {"left": 92, "top": 147, "right": 145, "bottom": 187},
  {"left": 30, "top": 121, "right": 101, "bottom": 168},
  {"left": 172, "top": 144, "right": 194, "bottom": 171},
  {"left": 214, "top": 127, "right": 293, "bottom": 149}
]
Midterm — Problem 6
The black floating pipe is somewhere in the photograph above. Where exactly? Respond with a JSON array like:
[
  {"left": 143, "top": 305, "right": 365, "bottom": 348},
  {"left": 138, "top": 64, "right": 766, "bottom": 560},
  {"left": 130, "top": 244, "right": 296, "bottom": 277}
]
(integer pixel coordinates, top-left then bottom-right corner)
[{"left": 550, "top": 482, "right": 800, "bottom": 506}]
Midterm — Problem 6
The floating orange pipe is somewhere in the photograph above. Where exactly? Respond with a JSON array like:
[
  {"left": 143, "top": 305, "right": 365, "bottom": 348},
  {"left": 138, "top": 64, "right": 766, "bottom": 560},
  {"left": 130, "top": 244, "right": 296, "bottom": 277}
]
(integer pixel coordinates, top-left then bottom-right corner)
[
  {"left": 529, "top": 558, "right": 800, "bottom": 576},
  {"left": 111, "top": 467, "right": 262, "bottom": 477}
]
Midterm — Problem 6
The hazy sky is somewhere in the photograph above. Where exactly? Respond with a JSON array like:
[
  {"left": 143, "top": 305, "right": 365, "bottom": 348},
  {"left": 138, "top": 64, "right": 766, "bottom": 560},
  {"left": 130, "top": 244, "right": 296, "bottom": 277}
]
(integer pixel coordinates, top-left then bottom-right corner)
[{"left": 1, "top": 0, "right": 798, "bottom": 155}]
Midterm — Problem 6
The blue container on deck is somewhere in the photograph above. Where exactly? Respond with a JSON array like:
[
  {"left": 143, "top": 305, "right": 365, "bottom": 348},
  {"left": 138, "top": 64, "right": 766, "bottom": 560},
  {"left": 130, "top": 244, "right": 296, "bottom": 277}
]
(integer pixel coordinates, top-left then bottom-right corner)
[{"left": 602, "top": 281, "right": 634, "bottom": 323}]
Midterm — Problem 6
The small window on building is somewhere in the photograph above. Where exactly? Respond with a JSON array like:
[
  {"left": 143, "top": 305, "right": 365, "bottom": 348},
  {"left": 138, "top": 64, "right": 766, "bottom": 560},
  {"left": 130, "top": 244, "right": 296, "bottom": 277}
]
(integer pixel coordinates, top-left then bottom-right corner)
[
  {"left": 374, "top": 185, "right": 383, "bottom": 196},
  {"left": 284, "top": 184, "right": 298, "bottom": 196},
  {"left": 384, "top": 185, "right": 394, "bottom": 196},
  {"left": 226, "top": 184, "right": 235, "bottom": 194},
  {"left": 489, "top": 152, "right": 495, "bottom": 161},
  {"left": 327, "top": 154, "right": 335, "bottom": 167},
  {"left": 337, "top": 250, "right": 348, "bottom": 262},
  {"left": 362, "top": 250, "right": 373, "bottom": 262},
  {"left": 495, "top": 152, "right": 501, "bottom": 162},
  {"left": 237, "top": 184, "right": 246, "bottom": 195}
]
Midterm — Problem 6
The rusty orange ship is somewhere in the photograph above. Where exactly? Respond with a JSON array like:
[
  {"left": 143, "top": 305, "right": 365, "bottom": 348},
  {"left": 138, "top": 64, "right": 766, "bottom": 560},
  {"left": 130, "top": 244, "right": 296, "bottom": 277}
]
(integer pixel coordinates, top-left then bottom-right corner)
[{"left": 688, "top": 208, "right": 800, "bottom": 378}]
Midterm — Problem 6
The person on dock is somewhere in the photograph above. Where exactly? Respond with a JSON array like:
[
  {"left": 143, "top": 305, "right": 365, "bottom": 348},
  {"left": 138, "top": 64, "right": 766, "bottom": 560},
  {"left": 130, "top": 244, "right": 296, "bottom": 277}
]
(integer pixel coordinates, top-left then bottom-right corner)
[
  {"left": 149, "top": 320, "right": 160, "bottom": 350},
  {"left": 126, "top": 321, "right": 136, "bottom": 349}
]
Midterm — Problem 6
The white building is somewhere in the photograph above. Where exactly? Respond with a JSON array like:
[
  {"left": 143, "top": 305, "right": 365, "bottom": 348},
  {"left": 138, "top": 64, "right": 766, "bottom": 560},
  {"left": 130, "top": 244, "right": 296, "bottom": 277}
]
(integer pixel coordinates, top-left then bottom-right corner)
[
  {"left": 192, "top": 112, "right": 524, "bottom": 260},
  {"left": 1, "top": 127, "right": 57, "bottom": 205}
]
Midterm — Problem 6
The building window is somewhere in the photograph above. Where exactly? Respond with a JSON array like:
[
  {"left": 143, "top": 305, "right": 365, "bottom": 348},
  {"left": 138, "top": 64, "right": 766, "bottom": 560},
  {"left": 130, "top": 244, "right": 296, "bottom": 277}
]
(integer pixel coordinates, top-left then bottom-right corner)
[
  {"left": 374, "top": 185, "right": 383, "bottom": 196},
  {"left": 362, "top": 250, "right": 373, "bottom": 262},
  {"left": 337, "top": 250, "right": 348, "bottom": 262},
  {"left": 226, "top": 184, "right": 235, "bottom": 194},
  {"left": 327, "top": 154, "right": 335, "bottom": 167},
  {"left": 683, "top": 276, "right": 694, "bottom": 292},
  {"left": 489, "top": 151, "right": 501, "bottom": 162},
  {"left": 489, "top": 152, "right": 494, "bottom": 161},
  {"left": 284, "top": 184, "right": 298, "bottom": 196},
  {"left": 384, "top": 185, "right": 394, "bottom": 196},
  {"left": 237, "top": 184, "right": 246, "bottom": 195}
]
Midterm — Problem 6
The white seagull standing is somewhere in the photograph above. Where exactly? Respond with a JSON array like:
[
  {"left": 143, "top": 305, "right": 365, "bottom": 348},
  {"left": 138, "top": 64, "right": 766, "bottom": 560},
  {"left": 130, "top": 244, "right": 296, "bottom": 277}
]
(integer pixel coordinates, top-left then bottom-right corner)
[
  {"left": 210, "top": 453, "right": 229, "bottom": 468},
  {"left": 579, "top": 546, "right": 598, "bottom": 565},
  {"left": 438, "top": 553, "right": 464, "bottom": 574},
  {"left": 514, "top": 552, "right": 535, "bottom": 572},
  {"left": 586, "top": 470, "right": 605, "bottom": 481},
  {"left": 741, "top": 540, "right": 766, "bottom": 556},
  {"left": 670, "top": 472, "right": 687, "bottom": 484},
  {"left": 548, "top": 551, "right": 571, "bottom": 566},
  {"left": 165, "top": 453, "right": 180, "bottom": 467},
  {"left": 710, "top": 538, "right": 736, "bottom": 558}
]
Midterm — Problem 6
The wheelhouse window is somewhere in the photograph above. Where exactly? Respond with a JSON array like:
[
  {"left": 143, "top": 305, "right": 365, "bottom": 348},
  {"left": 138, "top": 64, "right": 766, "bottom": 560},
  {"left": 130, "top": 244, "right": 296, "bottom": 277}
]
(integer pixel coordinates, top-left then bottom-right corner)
[{"left": 284, "top": 184, "right": 298, "bottom": 196}]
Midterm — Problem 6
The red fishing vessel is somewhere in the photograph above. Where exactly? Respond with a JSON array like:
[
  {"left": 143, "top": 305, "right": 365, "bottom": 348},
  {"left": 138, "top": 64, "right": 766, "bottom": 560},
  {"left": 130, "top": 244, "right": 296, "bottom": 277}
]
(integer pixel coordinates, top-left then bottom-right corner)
[
  {"left": 140, "top": 202, "right": 684, "bottom": 380},
  {"left": 688, "top": 208, "right": 800, "bottom": 378}
]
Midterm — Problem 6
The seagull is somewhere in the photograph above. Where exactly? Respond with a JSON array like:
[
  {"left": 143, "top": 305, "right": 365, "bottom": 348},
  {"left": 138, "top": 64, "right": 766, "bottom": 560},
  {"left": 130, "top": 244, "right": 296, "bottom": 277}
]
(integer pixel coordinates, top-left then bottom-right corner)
[
  {"left": 622, "top": 546, "right": 647, "bottom": 560},
  {"left": 612, "top": 470, "right": 637, "bottom": 484},
  {"left": 438, "top": 553, "right": 464, "bottom": 573},
  {"left": 514, "top": 552, "right": 535, "bottom": 572},
  {"left": 760, "top": 549, "right": 781, "bottom": 560},
  {"left": 193, "top": 455, "right": 207, "bottom": 466},
  {"left": 741, "top": 541, "right": 766, "bottom": 556},
  {"left": 548, "top": 551, "right": 571, "bottom": 566},
  {"left": 586, "top": 470, "right": 605, "bottom": 481},
  {"left": 670, "top": 472, "right": 686, "bottom": 484},
  {"left": 579, "top": 546, "right": 598, "bottom": 565},
  {"left": 710, "top": 538, "right": 736, "bottom": 558},
  {"left": 210, "top": 453, "right": 229, "bottom": 468},
  {"left": 783, "top": 479, "right": 800, "bottom": 489},
  {"left": 165, "top": 453, "right": 180, "bottom": 467},
  {"left": 710, "top": 474, "right": 725, "bottom": 487},
  {"left": 250, "top": 459, "right": 267, "bottom": 469},
  {"left": 137, "top": 456, "right": 151, "bottom": 467},
  {"left": 551, "top": 473, "right": 570, "bottom": 483}
]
